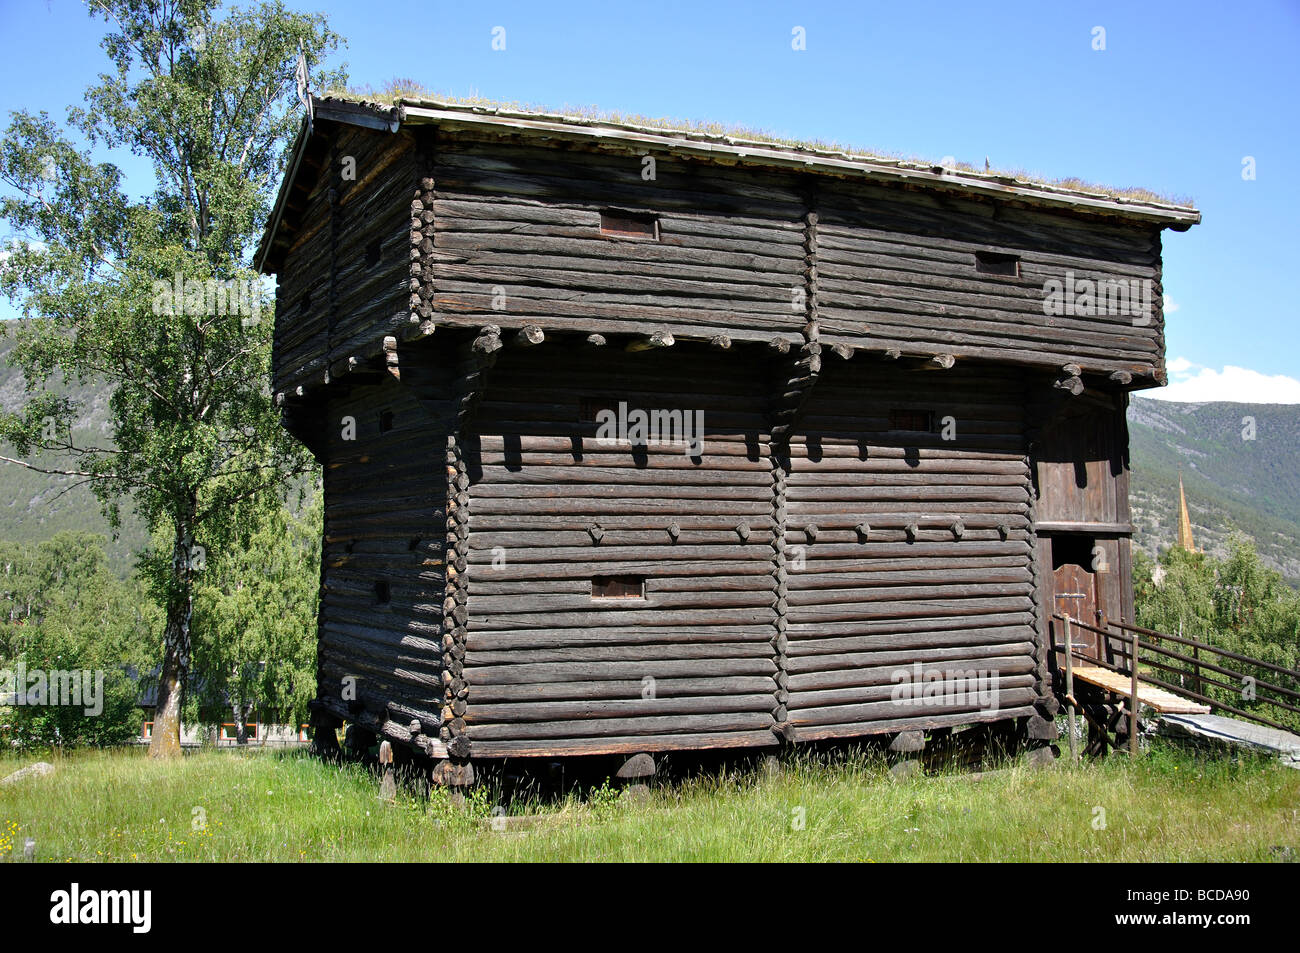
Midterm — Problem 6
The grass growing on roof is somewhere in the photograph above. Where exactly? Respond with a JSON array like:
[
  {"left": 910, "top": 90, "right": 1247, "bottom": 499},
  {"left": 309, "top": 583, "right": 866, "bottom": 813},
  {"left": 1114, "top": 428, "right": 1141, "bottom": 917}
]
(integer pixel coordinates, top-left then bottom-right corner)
[
  {"left": 324, "top": 79, "right": 1195, "bottom": 209},
  {"left": 1, "top": 741, "right": 1295, "bottom": 862}
]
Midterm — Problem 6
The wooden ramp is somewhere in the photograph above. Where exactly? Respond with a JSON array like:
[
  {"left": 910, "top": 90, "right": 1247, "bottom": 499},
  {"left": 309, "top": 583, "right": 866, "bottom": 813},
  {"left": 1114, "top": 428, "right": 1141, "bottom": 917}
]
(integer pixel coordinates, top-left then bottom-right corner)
[{"left": 1071, "top": 664, "right": 1211, "bottom": 714}]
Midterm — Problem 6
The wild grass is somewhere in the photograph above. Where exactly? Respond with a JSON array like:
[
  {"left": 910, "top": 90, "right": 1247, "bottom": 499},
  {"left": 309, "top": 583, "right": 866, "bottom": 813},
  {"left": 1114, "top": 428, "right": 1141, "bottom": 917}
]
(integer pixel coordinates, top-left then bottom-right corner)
[{"left": 1, "top": 742, "right": 1295, "bottom": 862}]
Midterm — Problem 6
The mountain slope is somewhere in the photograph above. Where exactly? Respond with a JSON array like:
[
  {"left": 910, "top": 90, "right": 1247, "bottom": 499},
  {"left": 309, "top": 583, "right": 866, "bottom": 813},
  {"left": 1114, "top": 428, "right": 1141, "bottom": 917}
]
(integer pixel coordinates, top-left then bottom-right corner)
[
  {"left": 0, "top": 331, "right": 148, "bottom": 572},
  {"left": 1127, "top": 396, "right": 1300, "bottom": 583}
]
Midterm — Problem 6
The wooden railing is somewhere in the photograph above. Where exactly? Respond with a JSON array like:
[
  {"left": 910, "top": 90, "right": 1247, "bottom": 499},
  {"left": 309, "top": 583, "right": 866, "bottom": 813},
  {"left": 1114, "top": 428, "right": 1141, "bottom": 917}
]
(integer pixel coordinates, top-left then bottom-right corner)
[{"left": 1051, "top": 613, "right": 1300, "bottom": 738}]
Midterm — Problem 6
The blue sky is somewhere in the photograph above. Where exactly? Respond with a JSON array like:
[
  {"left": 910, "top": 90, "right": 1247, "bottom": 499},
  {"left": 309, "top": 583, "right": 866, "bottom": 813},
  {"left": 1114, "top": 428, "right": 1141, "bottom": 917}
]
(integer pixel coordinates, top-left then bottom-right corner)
[{"left": 2, "top": 0, "right": 1297, "bottom": 401}]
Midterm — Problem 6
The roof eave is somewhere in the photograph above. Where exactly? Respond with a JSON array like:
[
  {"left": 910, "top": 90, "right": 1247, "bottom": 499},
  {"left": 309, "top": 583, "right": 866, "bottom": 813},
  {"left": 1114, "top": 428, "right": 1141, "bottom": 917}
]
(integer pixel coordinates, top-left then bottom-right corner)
[{"left": 397, "top": 104, "right": 1200, "bottom": 229}]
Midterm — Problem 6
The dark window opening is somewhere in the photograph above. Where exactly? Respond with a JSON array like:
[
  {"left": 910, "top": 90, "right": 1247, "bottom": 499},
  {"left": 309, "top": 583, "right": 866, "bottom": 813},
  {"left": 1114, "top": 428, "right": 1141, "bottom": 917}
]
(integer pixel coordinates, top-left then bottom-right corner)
[
  {"left": 365, "top": 238, "right": 383, "bottom": 268},
  {"left": 579, "top": 396, "right": 615, "bottom": 422},
  {"left": 975, "top": 251, "right": 1020, "bottom": 277},
  {"left": 889, "top": 409, "right": 934, "bottom": 432},
  {"left": 379, "top": 410, "right": 394, "bottom": 433},
  {"left": 299, "top": 292, "right": 311, "bottom": 314},
  {"left": 408, "top": 537, "right": 422, "bottom": 551},
  {"left": 600, "top": 209, "right": 659, "bottom": 240},
  {"left": 1051, "top": 534, "right": 1097, "bottom": 571},
  {"left": 373, "top": 580, "right": 391, "bottom": 604},
  {"left": 592, "top": 574, "right": 645, "bottom": 599}
]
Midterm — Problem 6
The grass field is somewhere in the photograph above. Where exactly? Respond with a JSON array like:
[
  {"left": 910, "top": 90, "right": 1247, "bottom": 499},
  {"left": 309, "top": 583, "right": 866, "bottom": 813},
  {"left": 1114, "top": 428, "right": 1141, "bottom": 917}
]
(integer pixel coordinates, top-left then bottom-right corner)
[{"left": 1, "top": 743, "right": 1297, "bottom": 862}]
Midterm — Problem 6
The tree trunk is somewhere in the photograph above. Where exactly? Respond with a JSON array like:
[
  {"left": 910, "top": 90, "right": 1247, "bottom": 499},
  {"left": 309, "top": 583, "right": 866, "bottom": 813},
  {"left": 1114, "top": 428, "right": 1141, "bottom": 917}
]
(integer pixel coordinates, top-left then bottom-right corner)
[
  {"left": 148, "top": 521, "right": 196, "bottom": 760},
  {"left": 233, "top": 697, "right": 253, "bottom": 746}
]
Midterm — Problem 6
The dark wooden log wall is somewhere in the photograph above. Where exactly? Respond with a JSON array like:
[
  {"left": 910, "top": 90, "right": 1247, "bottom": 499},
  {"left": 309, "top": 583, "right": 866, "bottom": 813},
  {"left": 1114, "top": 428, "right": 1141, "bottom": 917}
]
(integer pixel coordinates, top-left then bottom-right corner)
[
  {"left": 315, "top": 375, "right": 451, "bottom": 756},
  {"left": 781, "top": 360, "right": 1044, "bottom": 741},
  {"left": 1032, "top": 392, "right": 1136, "bottom": 663},
  {"left": 817, "top": 182, "right": 1164, "bottom": 379},
  {"left": 273, "top": 124, "right": 1171, "bottom": 400},
  {"left": 273, "top": 123, "right": 416, "bottom": 398},
  {"left": 425, "top": 129, "right": 807, "bottom": 347},
  {"left": 1033, "top": 395, "right": 1131, "bottom": 527},
  {"left": 461, "top": 345, "right": 781, "bottom": 758}
]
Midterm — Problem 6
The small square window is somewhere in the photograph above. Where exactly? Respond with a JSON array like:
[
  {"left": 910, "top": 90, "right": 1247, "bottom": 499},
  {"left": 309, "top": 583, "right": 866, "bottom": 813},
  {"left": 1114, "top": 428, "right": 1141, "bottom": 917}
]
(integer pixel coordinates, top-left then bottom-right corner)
[
  {"left": 374, "top": 580, "right": 391, "bottom": 604},
  {"left": 592, "top": 575, "right": 645, "bottom": 599},
  {"left": 600, "top": 210, "right": 659, "bottom": 240},
  {"left": 975, "top": 251, "right": 1020, "bottom": 277},
  {"left": 889, "top": 409, "right": 934, "bottom": 432}
]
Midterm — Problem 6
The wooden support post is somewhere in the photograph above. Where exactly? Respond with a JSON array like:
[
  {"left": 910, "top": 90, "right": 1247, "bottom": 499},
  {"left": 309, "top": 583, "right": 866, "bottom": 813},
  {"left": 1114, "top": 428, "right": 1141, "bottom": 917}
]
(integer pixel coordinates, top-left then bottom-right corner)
[
  {"left": 614, "top": 752, "right": 655, "bottom": 799},
  {"left": 309, "top": 706, "right": 342, "bottom": 759},
  {"left": 1129, "top": 630, "right": 1140, "bottom": 757},
  {"left": 378, "top": 740, "right": 396, "bottom": 802},
  {"left": 888, "top": 730, "right": 925, "bottom": 778},
  {"left": 1062, "top": 615, "right": 1079, "bottom": 762}
]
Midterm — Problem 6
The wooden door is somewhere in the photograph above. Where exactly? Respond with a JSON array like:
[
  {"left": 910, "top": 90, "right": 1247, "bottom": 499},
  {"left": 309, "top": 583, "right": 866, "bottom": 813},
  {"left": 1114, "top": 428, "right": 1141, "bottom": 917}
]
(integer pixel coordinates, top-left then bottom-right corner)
[{"left": 1052, "top": 563, "right": 1100, "bottom": 660}]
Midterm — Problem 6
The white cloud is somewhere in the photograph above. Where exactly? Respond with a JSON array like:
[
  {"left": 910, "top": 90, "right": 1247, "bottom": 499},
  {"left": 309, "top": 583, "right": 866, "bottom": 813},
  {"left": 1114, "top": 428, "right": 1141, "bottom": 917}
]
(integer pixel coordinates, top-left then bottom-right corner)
[
  {"left": 1147, "top": 359, "right": 1300, "bottom": 403},
  {"left": 1162, "top": 295, "right": 1180, "bottom": 313}
]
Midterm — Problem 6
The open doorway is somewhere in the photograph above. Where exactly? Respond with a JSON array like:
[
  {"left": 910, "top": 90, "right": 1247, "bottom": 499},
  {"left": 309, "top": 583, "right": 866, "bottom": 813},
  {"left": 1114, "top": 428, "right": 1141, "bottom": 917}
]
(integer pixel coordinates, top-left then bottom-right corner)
[{"left": 1048, "top": 533, "right": 1101, "bottom": 660}]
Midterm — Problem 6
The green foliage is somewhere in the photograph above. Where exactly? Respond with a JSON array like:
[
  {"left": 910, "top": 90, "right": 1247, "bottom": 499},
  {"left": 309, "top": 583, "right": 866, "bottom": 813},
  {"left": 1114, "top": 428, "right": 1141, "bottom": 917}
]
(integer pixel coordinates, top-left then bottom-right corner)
[
  {"left": 0, "top": 533, "right": 157, "bottom": 747},
  {"left": 189, "top": 492, "right": 321, "bottom": 738},
  {"left": 1134, "top": 535, "right": 1300, "bottom": 729},
  {"left": 0, "top": 0, "right": 343, "bottom": 752}
]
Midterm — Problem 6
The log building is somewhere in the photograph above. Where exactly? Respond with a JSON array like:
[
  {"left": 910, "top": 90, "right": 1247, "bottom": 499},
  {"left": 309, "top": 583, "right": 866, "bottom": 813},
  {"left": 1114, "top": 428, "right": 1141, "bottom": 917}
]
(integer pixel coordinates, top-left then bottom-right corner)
[{"left": 257, "top": 96, "right": 1199, "bottom": 770}]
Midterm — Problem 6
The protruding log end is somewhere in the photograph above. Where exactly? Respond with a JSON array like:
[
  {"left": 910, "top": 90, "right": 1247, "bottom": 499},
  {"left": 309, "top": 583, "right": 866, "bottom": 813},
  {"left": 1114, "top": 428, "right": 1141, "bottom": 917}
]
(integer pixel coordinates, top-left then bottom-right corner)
[
  {"left": 627, "top": 330, "right": 674, "bottom": 351},
  {"left": 1109, "top": 369, "right": 1133, "bottom": 385},
  {"left": 514, "top": 324, "right": 545, "bottom": 346},
  {"left": 1053, "top": 374, "right": 1085, "bottom": 396},
  {"left": 709, "top": 333, "right": 732, "bottom": 350},
  {"left": 473, "top": 326, "right": 503, "bottom": 355},
  {"left": 585, "top": 333, "right": 607, "bottom": 347},
  {"left": 930, "top": 353, "right": 956, "bottom": 369}
]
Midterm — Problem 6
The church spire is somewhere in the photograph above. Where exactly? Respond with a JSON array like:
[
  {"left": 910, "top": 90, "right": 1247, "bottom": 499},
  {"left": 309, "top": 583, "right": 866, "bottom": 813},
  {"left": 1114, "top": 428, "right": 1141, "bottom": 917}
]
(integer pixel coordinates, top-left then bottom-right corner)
[{"left": 1176, "top": 470, "right": 1197, "bottom": 553}]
